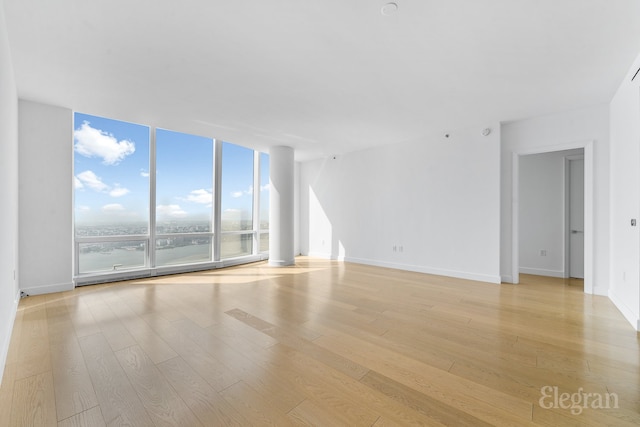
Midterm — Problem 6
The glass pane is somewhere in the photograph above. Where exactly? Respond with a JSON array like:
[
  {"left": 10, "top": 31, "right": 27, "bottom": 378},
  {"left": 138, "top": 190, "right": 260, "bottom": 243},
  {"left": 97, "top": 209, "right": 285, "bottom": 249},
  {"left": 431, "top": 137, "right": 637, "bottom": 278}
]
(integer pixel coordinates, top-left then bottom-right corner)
[
  {"left": 156, "top": 236, "right": 212, "bottom": 266},
  {"left": 260, "top": 152, "right": 270, "bottom": 230},
  {"left": 221, "top": 233, "right": 253, "bottom": 259},
  {"left": 156, "top": 129, "right": 213, "bottom": 235},
  {"left": 259, "top": 232, "right": 269, "bottom": 252},
  {"left": 74, "top": 113, "right": 150, "bottom": 236},
  {"left": 78, "top": 241, "right": 146, "bottom": 274},
  {"left": 221, "top": 142, "right": 254, "bottom": 232}
]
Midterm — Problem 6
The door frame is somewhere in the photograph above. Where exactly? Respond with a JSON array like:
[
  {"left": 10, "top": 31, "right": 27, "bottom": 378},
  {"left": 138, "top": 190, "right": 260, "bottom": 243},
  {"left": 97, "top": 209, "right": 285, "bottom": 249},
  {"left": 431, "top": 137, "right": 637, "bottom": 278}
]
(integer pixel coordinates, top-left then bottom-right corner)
[
  {"left": 511, "top": 140, "right": 593, "bottom": 294},
  {"left": 565, "top": 154, "right": 585, "bottom": 279}
]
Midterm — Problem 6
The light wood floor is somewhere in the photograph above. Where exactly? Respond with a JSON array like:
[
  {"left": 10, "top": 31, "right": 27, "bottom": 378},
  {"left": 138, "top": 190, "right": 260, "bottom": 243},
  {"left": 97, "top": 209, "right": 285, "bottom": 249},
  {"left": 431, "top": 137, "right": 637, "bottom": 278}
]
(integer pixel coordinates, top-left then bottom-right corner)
[{"left": 1, "top": 258, "right": 638, "bottom": 426}]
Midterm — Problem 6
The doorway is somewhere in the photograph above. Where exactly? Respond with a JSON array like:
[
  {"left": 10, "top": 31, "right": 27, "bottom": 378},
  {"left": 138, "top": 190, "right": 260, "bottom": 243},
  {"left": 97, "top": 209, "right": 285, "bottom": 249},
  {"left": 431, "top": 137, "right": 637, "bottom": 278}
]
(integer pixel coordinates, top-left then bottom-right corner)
[
  {"left": 510, "top": 140, "right": 593, "bottom": 294},
  {"left": 518, "top": 149, "right": 584, "bottom": 280}
]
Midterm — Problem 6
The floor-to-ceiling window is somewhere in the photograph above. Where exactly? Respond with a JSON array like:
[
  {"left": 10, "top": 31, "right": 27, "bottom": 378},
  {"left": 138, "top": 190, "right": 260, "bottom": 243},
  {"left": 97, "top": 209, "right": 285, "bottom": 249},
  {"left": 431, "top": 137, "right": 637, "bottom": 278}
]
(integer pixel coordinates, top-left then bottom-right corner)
[
  {"left": 74, "top": 114, "right": 150, "bottom": 274},
  {"left": 155, "top": 129, "right": 214, "bottom": 266},
  {"left": 73, "top": 112, "right": 269, "bottom": 283},
  {"left": 220, "top": 142, "right": 254, "bottom": 259}
]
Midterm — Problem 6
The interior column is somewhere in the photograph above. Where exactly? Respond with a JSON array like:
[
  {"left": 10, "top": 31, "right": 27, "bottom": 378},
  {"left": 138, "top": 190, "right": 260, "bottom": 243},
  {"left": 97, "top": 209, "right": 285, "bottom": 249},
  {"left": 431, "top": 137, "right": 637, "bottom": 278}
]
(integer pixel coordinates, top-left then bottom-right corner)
[{"left": 269, "top": 145, "right": 295, "bottom": 266}]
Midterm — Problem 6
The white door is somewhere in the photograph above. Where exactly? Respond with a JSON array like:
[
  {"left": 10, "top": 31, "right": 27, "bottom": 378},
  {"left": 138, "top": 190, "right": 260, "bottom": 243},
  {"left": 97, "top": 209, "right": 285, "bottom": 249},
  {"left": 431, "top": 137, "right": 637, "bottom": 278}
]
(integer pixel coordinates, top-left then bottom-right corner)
[{"left": 569, "top": 158, "right": 584, "bottom": 279}]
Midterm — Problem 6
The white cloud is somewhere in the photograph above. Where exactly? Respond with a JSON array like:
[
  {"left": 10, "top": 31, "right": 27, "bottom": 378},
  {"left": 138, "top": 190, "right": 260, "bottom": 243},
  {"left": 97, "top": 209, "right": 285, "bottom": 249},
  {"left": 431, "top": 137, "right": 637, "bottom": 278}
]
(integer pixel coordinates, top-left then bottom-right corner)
[
  {"left": 186, "top": 189, "right": 212, "bottom": 204},
  {"left": 224, "top": 208, "right": 241, "bottom": 213},
  {"left": 76, "top": 170, "right": 129, "bottom": 198},
  {"left": 231, "top": 186, "right": 253, "bottom": 198},
  {"left": 76, "top": 205, "right": 90, "bottom": 212},
  {"left": 74, "top": 176, "right": 84, "bottom": 189},
  {"left": 76, "top": 170, "right": 108, "bottom": 192},
  {"left": 102, "top": 203, "right": 124, "bottom": 212},
  {"left": 140, "top": 169, "right": 150, "bottom": 177},
  {"left": 157, "top": 204, "right": 188, "bottom": 218},
  {"left": 109, "top": 186, "right": 130, "bottom": 197},
  {"left": 74, "top": 121, "right": 136, "bottom": 165},
  {"left": 260, "top": 183, "right": 270, "bottom": 192}
]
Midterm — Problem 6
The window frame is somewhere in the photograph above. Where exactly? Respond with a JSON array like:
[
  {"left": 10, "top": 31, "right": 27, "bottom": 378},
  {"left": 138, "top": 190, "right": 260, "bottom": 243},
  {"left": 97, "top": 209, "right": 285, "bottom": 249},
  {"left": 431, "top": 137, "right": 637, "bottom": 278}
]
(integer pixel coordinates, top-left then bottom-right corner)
[{"left": 73, "top": 113, "right": 270, "bottom": 285}]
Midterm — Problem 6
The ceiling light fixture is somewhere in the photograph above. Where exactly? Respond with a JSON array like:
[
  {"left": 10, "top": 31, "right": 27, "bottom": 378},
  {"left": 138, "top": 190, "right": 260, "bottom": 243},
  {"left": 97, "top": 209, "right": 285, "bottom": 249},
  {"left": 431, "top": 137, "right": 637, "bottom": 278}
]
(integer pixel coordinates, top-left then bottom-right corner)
[{"left": 381, "top": 2, "right": 398, "bottom": 16}]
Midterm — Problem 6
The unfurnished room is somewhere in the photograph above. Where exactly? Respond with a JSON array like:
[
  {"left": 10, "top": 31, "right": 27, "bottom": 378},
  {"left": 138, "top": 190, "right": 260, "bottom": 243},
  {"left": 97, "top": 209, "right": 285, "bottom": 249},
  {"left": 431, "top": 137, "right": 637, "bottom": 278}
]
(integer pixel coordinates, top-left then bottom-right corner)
[{"left": 0, "top": 1, "right": 639, "bottom": 426}]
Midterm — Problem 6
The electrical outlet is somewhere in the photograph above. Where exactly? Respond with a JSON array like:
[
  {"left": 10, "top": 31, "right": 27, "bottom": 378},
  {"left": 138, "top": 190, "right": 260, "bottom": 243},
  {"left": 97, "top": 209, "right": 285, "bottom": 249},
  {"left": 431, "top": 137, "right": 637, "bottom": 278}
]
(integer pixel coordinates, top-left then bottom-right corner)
[{"left": 540, "top": 250, "right": 547, "bottom": 256}]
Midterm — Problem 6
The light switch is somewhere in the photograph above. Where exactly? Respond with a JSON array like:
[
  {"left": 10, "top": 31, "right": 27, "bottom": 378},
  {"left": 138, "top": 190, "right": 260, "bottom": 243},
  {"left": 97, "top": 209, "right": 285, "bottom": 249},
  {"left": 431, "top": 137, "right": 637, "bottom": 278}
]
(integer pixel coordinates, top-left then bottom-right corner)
[{"left": 632, "top": 219, "right": 637, "bottom": 226}]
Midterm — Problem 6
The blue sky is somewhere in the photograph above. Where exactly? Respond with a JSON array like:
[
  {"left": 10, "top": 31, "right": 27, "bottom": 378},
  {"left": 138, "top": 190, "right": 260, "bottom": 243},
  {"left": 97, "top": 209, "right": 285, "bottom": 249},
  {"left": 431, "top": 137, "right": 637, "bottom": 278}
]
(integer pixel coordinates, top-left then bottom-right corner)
[{"left": 74, "top": 112, "right": 268, "bottom": 227}]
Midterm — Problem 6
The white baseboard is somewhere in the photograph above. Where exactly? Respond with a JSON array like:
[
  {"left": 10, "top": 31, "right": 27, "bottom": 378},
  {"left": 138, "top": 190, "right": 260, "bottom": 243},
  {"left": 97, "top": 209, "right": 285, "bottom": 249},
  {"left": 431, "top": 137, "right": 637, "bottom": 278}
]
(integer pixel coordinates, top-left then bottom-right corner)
[
  {"left": 343, "top": 257, "right": 501, "bottom": 284},
  {"left": 608, "top": 289, "right": 640, "bottom": 331},
  {"left": 21, "top": 281, "right": 74, "bottom": 296},
  {"left": 592, "top": 285, "right": 608, "bottom": 297},
  {"left": 518, "top": 267, "right": 566, "bottom": 278},
  {"left": 501, "top": 275, "right": 514, "bottom": 284},
  {"left": 0, "top": 291, "right": 20, "bottom": 387}
]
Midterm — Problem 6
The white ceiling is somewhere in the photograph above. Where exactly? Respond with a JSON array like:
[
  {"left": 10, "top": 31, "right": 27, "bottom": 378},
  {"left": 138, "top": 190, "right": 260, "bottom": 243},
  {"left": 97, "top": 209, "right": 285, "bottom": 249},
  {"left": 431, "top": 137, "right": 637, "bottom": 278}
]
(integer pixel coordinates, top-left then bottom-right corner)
[{"left": 4, "top": 0, "right": 640, "bottom": 160}]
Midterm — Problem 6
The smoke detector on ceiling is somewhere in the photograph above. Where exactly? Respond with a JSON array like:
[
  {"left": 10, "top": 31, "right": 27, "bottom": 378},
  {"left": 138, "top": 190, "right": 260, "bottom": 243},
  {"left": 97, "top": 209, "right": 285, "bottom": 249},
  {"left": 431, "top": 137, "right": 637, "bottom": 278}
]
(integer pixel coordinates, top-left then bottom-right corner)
[{"left": 381, "top": 2, "right": 398, "bottom": 16}]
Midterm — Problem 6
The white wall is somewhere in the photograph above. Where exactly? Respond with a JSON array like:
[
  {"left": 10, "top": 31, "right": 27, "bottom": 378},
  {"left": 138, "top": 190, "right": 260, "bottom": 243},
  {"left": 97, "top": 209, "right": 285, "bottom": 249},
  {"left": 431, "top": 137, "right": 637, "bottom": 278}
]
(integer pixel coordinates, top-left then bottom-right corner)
[
  {"left": 0, "top": 0, "right": 20, "bottom": 386},
  {"left": 18, "top": 100, "right": 74, "bottom": 295},
  {"left": 300, "top": 124, "right": 502, "bottom": 284},
  {"left": 518, "top": 149, "right": 582, "bottom": 277},
  {"left": 609, "top": 51, "right": 640, "bottom": 331},
  {"left": 501, "top": 105, "right": 610, "bottom": 295}
]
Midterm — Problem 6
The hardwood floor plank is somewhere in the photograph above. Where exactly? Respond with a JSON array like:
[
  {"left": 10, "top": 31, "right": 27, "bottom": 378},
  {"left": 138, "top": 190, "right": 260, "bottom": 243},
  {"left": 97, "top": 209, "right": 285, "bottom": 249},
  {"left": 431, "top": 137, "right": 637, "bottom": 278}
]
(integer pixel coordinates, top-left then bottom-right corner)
[
  {"left": 516, "top": 334, "right": 639, "bottom": 381},
  {"left": 307, "top": 319, "right": 456, "bottom": 372},
  {"left": 45, "top": 300, "right": 99, "bottom": 421},
  {"left": 360, "top": 370, "right": 492, "bottom": 427},
  {"left": 86, "top": 298, "right": 137, "bottom": 352},
  {"left": 205, "top": 315, "right": 278, "bottom": 354},
  {"left": 78, "top": 333, "right": 155, "bottom": 427},
  {"left": 226, "top": 307, "right": 370, "bottom": 380},
  {"left": 10, "top": 371, "right": 56, "bottom": 427},
  {"left": 138, "top": 313, "right": 240, "bottom": 392},
  {"left": 287, "top": 398, "right": 358, "bottom": 427},
  {"left": 313, "top": 330, "right": 534, "bottom": 425},
  {"left": 0, "top": 362, "right": 17, "bottom": 426},
  {"left": 157, "top": 356, "right": 248, "bottom": 426},
  {"left": 371, "top": 416, "right": 405, "bottom": 427},
  {"left": 58, "top": 406, "right": 106, "bottom": 427},
  {"left": 263, "top": 343, "right": 447, "bottom": 426},
  {"left": 5, "top": 306, "right": 25, "bottom": 365},
  {"left": 15, "top": 305, "right": 51, "bottom": 381},
  {"left": 62, "top": 297, "right": 101, "bottom": 339},
  {"left": 103, "top": 294, "right": 177, "bottom": 364},
  {"left": 172, "top": 317, "right": 306, "bottom": 413},
  {"left": 48, "top": 337, "right": 99, "bottom": 421},
  {"left": 220, "top": 380, "right": 295, "bottom": 426},
  {"left": 115, "top": 345, "right": 203, "bottom": 427}
]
